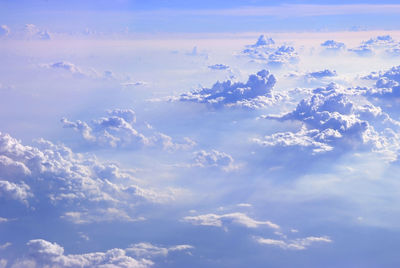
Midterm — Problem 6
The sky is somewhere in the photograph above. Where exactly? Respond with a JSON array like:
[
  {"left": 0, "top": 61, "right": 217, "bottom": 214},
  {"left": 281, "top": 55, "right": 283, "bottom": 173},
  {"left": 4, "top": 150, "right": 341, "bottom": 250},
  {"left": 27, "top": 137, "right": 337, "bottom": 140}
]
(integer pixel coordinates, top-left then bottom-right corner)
[{"left": 2, "top": 1, "right": 400, "bottom": 267}]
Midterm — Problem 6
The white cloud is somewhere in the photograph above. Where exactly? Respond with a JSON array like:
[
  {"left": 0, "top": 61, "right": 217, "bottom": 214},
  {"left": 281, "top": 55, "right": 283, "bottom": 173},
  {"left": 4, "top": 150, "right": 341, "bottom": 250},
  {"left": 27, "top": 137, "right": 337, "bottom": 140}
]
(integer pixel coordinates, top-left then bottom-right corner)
[
  {"left": 0, "top": 180, "right": 32, "bottom": 205},
  {"left": 255, "top": 236, "right": 332, "bottom": 250},
  {"left": 349, "top": 35, "right": 400, "bottom": 56},
  {"left": 175, "top": 69, "right": 282, "bottom": 109},
  {"left": 208, "top": 64, "right": 230, "bottom": 70},
  {"left": 24, "top": 24, "right": 51, "bottom": 40},
  {"left": 183, "top": 212, "right": 280, "bottom": 229},
  {"left": 321, "top": 40, "right": 346, "bottom": 51},
  {"left": 0, "top": 131, "right": 176, "bottom": 223},
  {"left": 126, "top": 242, "right": 193, "bottom": 258},
  {"left": 23, "top": 239, "right": 153, "bottom": 268},
  {"left": 61, "top": 109, "right": 195, "bottom": 150},
  {"left": 242, "top": 36, "right": 299, "bottom": 67},
  {"left": 260, "top": 83, "right": 400, "bottom": 158},
  {"left": 192, "top": 150, "right": 237, "bottom": 171}
]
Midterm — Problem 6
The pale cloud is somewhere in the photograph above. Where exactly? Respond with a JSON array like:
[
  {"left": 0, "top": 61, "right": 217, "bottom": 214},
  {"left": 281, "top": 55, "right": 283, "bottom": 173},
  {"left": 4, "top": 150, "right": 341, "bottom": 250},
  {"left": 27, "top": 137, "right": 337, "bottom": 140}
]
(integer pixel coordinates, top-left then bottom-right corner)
[
  {"left": 183, "top": 212, "right": 280, "bottom": 229},
  {"left": 255, "top": 236, "right": 332, "bottom": 250}
]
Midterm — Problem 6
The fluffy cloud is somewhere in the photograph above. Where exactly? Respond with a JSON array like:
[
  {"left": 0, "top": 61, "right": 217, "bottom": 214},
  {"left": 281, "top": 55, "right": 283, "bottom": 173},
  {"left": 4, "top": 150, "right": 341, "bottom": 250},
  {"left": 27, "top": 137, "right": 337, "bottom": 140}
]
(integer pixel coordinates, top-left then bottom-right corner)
[
  {"left": 62, "top": 109, "right": 195, "bottom": 150},
  {"left": 175, "top": 69, "right": 284, "bottom": 109},
  {"left": 349, "top": 35, "right": 400, "bottom": 56},
  {"left": 192, "top": 150, "right": 237, "bottom": 171},
  {"left": 183, "top": 212, "right": 280, "bottom": 229},
  {"left": 208, "top": 64, "right": 230, "bottom": 70},
  {"left": 0, "top": 131, "right": 176, "bottom": 223},
  {"left": 260, "top": 83, "right": 400, "bottom": 157},
  {"left": 242, "top": 35, "right": 299, "bottom": 67},
  {"left": 0, "top": 180, "right": 32, "bottom": 205},
  {"left": 321, "top": 40, "right": 346, "bottom": 51},
  {"left": 6, "top": 239, "right": 193, "bottom": 268},
  {"left": 20, "top": 239, "right": 153, "bottom": 268},
  {"left": 255, "top": 236, "right": 332, "bottom": 250}
]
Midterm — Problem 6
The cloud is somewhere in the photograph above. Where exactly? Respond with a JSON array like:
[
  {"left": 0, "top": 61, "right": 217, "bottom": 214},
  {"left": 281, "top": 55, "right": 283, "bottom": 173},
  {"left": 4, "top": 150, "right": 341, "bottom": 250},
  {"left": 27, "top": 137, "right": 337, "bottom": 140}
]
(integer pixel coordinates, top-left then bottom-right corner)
[
  {"left": 255, "top": 236, "right": 332, "bottom": 250},
  {"left": 242, "top": 36, "right": 299, "bottom": 67},
  {"left": 0, "top": 180, "right": 32, "bottom": 205},
  {"left": 24, "top": 24, "right": 51, "bottom": 40},
  {"left": 349, "top": 35, "right": 400, "bottom": 56},
  {"left": 22, "top": 239, "right": 153, "bottom": 268},
  {"left": 208, "top": 64, "right": 230, "bottom": 70},
  {"left": 183, "top": 212, "right": 280, "bottom": 229},
  {"left": 175, "top": 69, "right": 283, "bottom": 109},
  {"left": 0, "top": 25, "right": 10, "bottom": 37},
  {"left": 0, "top": 131, "right": 176, "bottom": 223},
  {"left": 61, "top": 109, "right": 195, "bottom": 150},
  {"left": 321, "top": 40, "right": 346, "bottom": 51},
  {"left": 192, "top": 150, "right": 237, "bottom": 171},
  {"left": 260, "top": 83, "right": 400, "bottom": 158},
  {"left": 126, "top": 243, "right": 193, "bottom": 258}
]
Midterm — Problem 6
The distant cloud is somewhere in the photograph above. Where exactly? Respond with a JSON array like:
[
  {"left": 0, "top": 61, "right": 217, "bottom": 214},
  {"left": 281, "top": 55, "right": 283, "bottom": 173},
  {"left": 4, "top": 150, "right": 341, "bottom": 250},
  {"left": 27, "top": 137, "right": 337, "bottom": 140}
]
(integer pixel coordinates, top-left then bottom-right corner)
[
  {"left": 349, "top": 35, "right": 400, "bottom": 56},
  {"left": 242, "top": 36, "right": 298, "bottom": 67},
  {"left": 208, "top": 64, "right": 230, "bottom": 70},
  {"left": 183, "top": 212, "right": 280, "bottom": 229},
  {"left": 192, "top": 150, "right": 237, "bottom": 171},
  {"left": 62, "top": 109, "right": 195, "bottom": 150},
  {"left": 260, "top": 83, "right": 400, "bottom": 158},
  {"left": 126, "top": 242, "right": 193, "bottom": 258},
  {"left": 321, "top": 40, "right": 346, "bottom": 51},
  {"left": 24, "top": 24, "right": 51, "bottom": 40},
  {"left": 255, "top": 236, "right": 332, "bottom": 250},
  {"left": 175, "top": 69, "right": 284, "bottom": 109}
]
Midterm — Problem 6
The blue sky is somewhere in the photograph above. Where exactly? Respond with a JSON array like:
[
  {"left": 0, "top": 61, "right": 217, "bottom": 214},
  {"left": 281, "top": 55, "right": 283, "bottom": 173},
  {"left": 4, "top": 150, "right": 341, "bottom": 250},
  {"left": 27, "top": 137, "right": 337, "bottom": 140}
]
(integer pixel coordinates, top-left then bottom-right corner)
[{"left": 2, "top": 1, "right": 400, "bottom": 268}]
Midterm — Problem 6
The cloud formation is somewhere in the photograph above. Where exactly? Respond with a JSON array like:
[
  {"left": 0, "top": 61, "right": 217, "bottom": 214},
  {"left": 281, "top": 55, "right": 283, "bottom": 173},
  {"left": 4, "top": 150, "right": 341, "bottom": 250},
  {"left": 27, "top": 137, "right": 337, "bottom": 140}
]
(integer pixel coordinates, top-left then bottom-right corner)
[
  {"left": 175, "top": 69, "right": 283, "bottom": 109},
  {"left": 242, "top": 35, "right": 299, "bottom": 67},
  {"left": 62, "top": 109, "right": 195, "bottom": 150},
  {"left": 255, "top": 236, "right": 332, "bottom": 250},
  {"left": 0, "top": 131, "right": 176, "bottom": 224},
  {"left": 183, "top": 212, "right": 280, "bottom": 229},
  {"left": 192, "top": 150, "right": 237, "bottom": 171}
]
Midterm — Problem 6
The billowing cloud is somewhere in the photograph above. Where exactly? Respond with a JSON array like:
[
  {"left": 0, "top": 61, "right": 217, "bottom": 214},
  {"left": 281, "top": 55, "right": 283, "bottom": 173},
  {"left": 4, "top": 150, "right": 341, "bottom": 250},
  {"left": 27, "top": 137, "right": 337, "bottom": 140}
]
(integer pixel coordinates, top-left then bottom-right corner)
[
  {"left": 255, "top": 236, "right": 332, "bottom": 250},
  {"left": 175, "top": 69, "right": 284, "bottom": 109},
  {"left": 183, "top": 212, "right": 280, "bottom": 229},
  {"left": 349, "top": 35, "right": 400, "bottom": 56},
  {"left": 321, "top": 40, "right": 346, "bottom": 51},
  {"left": 62, "top": 109, "right": 195, "bottom": 150},
  {"left": 208, "top": 64, "right": 230, "bottom": 70},
  {"left": 259, "top": 83, "right": 400, "bottom": 158},
  {"left": 126, "top": 242, "right": 193, "bottom": 258},
  {"left": 242, "top": 35, "right": 299, "bottom": 67},
  {"left": 192, "top": 150, "right": 237, "bottom": 171},
  {"left": 0, "top": 131, "right": 177, "bottom": 223}
]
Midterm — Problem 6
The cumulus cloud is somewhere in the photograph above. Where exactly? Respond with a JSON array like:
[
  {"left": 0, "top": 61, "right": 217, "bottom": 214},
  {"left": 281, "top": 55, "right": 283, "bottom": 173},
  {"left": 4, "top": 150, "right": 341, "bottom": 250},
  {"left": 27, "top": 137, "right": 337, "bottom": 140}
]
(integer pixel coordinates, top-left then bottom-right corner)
[
  {"left": 321, "top": 40, "right": 346, "bottom": 51},
  {"left": 21, "top": 239, "right": 153, "bottom": 268},
  {"left": 183, "top": 212, "right": 280, "bottom": 229},
  {"left": 349, "top": 35, "right": 400, "bottom": 56},
  {"left": 6, "top": 239, "right": 193, "bottom": 268},
  {"left": 62, "top": 109, "right": 195, "bottom": 150},
  {"left": 0, "top": 131, "right": 177, "bottom": 223},
  {"left": 242, "top": 35, "right": 299, "bottom": 67},
  {"left": 255, "top": 236, "right": 332, "bottom": 250},
  {"left": 0, "top": 180, "right": 32, "bottom": 205},
  {"left": 175, "top": 69, "right": 285, "bottom": 109},
  {"left": 192, "top": 150, "right": 237, "bottom": 171},
  {"left": 208, "top": 64, "right": 230, "bottom": 70},
  {"left": 260, "top": 83, "right": 400, "bottom": 158}
]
